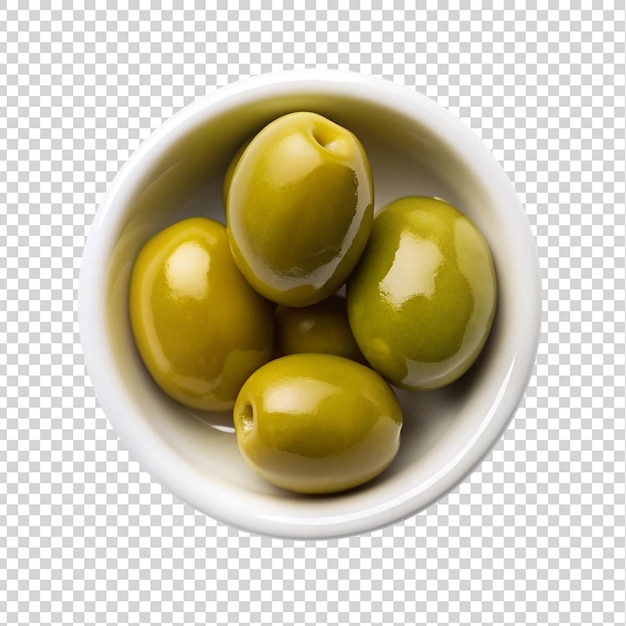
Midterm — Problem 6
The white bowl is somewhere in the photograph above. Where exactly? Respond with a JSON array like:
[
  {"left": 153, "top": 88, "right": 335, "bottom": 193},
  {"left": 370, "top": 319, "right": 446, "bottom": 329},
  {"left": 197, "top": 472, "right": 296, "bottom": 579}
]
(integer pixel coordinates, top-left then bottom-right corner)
[{"left": 79, "top": 71, "right": 541, "bottom": 540}]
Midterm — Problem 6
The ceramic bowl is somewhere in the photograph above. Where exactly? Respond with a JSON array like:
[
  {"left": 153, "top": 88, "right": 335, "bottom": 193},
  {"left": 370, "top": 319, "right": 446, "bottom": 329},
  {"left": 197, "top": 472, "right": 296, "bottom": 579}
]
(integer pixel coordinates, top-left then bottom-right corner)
[{"left": 79, "top": 71, "right": 541, "bottom": 539}]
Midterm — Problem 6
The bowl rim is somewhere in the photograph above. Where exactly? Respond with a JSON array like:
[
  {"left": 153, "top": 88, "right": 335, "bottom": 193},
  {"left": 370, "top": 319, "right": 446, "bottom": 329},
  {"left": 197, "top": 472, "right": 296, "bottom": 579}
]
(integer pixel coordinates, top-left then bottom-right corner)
[{"left": 79, "top": 70, "right": 542, "bottom": 540}]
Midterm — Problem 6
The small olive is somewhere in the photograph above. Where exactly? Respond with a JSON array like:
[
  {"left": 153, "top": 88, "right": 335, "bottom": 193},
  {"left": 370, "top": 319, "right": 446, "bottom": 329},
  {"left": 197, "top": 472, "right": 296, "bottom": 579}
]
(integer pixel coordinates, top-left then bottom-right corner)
[{"left": 274, "top": 294, "right": 364, "bottom": 362}]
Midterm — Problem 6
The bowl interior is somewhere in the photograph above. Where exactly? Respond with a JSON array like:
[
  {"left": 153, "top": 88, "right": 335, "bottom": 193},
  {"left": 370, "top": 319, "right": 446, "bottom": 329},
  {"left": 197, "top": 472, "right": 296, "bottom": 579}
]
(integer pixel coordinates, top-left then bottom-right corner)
[{"left": 86, "top": 75, "right": 539, "bottom": 539}]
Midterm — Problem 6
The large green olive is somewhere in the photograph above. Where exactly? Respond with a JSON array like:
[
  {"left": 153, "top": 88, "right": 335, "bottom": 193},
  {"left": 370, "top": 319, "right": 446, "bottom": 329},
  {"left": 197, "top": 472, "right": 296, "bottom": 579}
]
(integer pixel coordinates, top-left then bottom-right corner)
[
  {"left": 274, "top": 294, "right": 364, "bottom": 362},
  {"left": 129, "top": 217, "right": 274, "bottom": 411},
  {"left": 233, "top": 354, "right": 402, "bottom": 494},
  {"left": 347, "top": 196, "right": 497, "bottom": 390},
  {"left": 226, "top": 111, "right": 374, "bottom": 307}
]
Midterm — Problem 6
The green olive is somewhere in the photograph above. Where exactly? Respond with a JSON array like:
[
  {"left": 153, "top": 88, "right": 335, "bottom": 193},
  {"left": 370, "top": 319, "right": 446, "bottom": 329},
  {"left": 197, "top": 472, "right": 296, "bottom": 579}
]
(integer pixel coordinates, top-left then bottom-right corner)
[
  {"left": 274, "top": 294, "right": 364, "bottom": 362},
  {"left": 129, "top": 217, "right": 274, "bottom": 410},
  {"left": 233, "top": 354, "right": 402, "bottom": 494},
  {"left": 347, "top": 196, "right": 497, "bottom": 390},
  {"left": 226, "top": 111, "right": 374, "bottom": 307}
]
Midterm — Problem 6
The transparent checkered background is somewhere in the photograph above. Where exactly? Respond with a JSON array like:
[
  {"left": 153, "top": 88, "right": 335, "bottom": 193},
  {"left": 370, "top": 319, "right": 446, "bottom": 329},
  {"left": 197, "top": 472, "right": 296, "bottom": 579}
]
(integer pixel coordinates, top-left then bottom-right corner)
[{"left": 1, "top": 4, "right": 625, "bottom": 625}]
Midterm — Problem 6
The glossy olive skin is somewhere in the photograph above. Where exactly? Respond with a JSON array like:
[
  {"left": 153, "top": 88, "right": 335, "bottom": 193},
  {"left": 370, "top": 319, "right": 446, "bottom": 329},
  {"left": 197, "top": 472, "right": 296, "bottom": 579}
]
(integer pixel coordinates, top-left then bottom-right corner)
[
  {"left": 129, "top": 217, "right": 274, "bottom": 411},
  {"left": 226, "top": 111, "right": 374, "bottom": 307},
  {"left": 347, "top": 196, "right": 497, "bottom": 390},
  {"left": 233, "top": 354, "right": 402, "bottom": 494},
  {"left": 222, "top": 137, "right": 251, "bottom": 210},
  {"left": 274, "top": 294, "right": 364, "bottom": 362}
]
